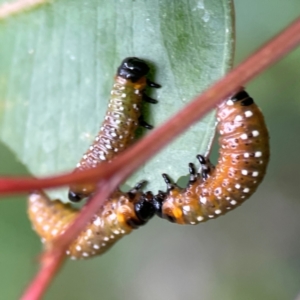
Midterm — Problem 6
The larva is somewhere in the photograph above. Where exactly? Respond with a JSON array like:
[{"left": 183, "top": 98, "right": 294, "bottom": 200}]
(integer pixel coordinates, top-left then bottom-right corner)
[
  {"left": 68, "top": 57, "right": 160, "bottom": 202},
  {"left": 28, "top": 57, "right": 159, "bottom": 259},
  {"left": 28, "top": 183, "right": 155, "bottom": 259},
  {"left": 153, "top": 89, "right": 270, "bottom": 224}
]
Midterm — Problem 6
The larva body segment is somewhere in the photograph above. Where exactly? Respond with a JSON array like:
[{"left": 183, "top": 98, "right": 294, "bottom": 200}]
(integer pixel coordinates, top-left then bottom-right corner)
[
  {"left": 28, "top": 188, "right": 155, "bottom": 259},
  {"left": 68, "top": 57, "right": 160, "bottom": 202},
  {"left": 154, "top": 90, "right": 270, "bottom": 224}
]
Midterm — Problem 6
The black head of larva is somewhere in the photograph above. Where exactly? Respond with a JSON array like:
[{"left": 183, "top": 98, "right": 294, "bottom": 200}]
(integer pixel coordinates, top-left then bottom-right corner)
[
  {"left": 117, "top": 57, "right": 150, "bottom": 82},
  {"left": 231, "top": 90, "right": 254, "bottom": 106},
  {"left": 134, "top": 192, "right": 156, "bottom": 225}
]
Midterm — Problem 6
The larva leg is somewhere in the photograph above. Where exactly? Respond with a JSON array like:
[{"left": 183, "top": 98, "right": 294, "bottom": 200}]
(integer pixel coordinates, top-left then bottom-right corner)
[
  {"left": 188, "top": 163, "right": 197, "bottom": 185},
  {"left": 196, "top": 154, "right": 214, "bottom": 180},
  {"left": 146, "top": 79, "right": 161, "bottom": 88},
  {"left": 143, "top": 94, "right": 158, "bottom": 104},
  {"left": 138, "top": 116, "right": 154, "bottom": 130}
]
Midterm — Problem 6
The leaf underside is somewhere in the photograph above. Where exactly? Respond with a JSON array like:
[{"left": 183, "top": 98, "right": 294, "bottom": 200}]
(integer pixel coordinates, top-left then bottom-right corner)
[{"left": 0, "top": 0, "right": 234, "bottom": 201}]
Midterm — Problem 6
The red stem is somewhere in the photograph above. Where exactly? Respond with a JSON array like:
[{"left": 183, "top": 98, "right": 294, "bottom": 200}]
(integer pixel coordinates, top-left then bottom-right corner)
[{"left": 17, "top": 16, "right": 300, "bottom": 300}]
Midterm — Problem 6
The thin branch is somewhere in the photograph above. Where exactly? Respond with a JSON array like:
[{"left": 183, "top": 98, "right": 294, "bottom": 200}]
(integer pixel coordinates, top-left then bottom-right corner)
[
  {"left": 18, "top": 17, "right": 300, "bottom": 300},
  {"left": 0, "top": 17, "right": 299, "bottom": 195},
  {"left": 0, "top": 0, "right": 47, "bottom": 20}
]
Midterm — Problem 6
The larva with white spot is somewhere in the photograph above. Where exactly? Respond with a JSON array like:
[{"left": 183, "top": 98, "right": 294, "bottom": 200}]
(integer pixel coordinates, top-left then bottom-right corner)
[
  {"left": 153, "top": 89, "right": 270, "bottom": 224},
  {"left": 28, "top": 184, "right": 155, "bottom": 259},
  {"left": 68, "top": 57, "right": 160, "bottom": 202},
  {"left": 28, "top": 57, "right": 159, "bottom": 259}
]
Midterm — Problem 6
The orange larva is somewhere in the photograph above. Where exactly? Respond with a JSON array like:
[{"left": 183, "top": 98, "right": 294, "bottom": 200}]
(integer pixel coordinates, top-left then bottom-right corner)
[
  {"left": 153, "top": 89, "right": 270, "bottom": 224},
  {"left": 68, "top": 57, "right": 160, "bottom": 202},
  {"left": 28, "top": 185, "right": 155, "bottom": 259},
  {"left": 28, "top": 57, "right": 159, "bottom": 259}
]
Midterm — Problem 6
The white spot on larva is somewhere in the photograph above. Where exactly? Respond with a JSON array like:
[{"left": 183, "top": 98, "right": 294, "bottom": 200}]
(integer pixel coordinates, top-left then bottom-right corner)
[
  {"left": 241, "top": 133, "right": 248, "bottom": 140},
  {"left": 226, "top": 100, "right": 234, "bottom": 106},
  {"left": 82, "top": 252, "right": 89, "bottom": 257},
  {"left": 51, "top": 229, "right": 58, "bottom": 236},
  {"left": 217, "top": 117, "right": 221, "bottom": 122},
  {"left": 226, "top": 197, "right": 231, "bottom": 201},
  {"left": 183, "top": 205, "right": 190, "bottom": 212},
  {"left": 200, "top": 196, "right": 207, "bottom": 204},
  {"left": 110, "top": 235, "right": 114, "bottom": 239},
  {"left": 134, "top": 90, "right": 140, "bottom": 94},
  {"left": 235, "top": 184, "right": 241, "bottom": 189},
  {"left": 66, "top": 250, "right": 70, "bottom": 255},
  {"left": 41, "top": 238, "right": 46, "bottom": 244},
  {"left": 244, "top": 152, "right": 250, "bottom": 158},
  {"left": 226, "top": 207, "right": 232, "bottom": 210},
  {"left": 241, "top": 195, "right": 246, "bottom": 199},
  {"left": 116, "top": 120, "right": 121, "bottom": 124},
  {"left": 252, "top": 171, "right": 259, "bottom": 177},
  {"left": 245, "top": 110, "right": 253, "bottom": 118},
  {"left": 105, "top": 144, "right": 112, "bottom": 149},
  {"left": 208, "top": 215, "right": 215, "bottom": 218},
  {"left": 89, "top": 146, "right": 94, "bottom": 150},
  {"left": 87, "top": 229, "right": 92, "bottom": 237},
  {"left": 76, "top": 163, "right": 81, "bottom": 168},
  {"left": 252, "top": 130, "right": 259, "bottom": 137},
  {"left": 29, "top": 193, "right": 40, "bottom": 202},
  {"left": 76, "top": 245, "right": 81, "bottom": 251},
  {"left": 114, "top": 148, "right": 119, "bottom": 152},
  {"left": 93, "top": 217, "right": 101, "bottom": 226},
  {"left": 37, "top": 217, "right": 43, "bottom": 223},
  {"left": 84, "top": 236, "right": 89, "bottom": 241},
  {"left": 190, "top": 221, "right": 196, "bottom": 225},
  {"left": 31, "top": 206, "right": 38, "bottom": 213},
  {"left": 241, "top": 170, "right": 248, "bottom": 175},
  {"left": 121, "top": 93, "right": 126, "bottom": 98},
  {"left": 101, "top": 243, "right": 106, "bottom": 247},
  {"left": 227, "top": 188, "right": 232, "bottom": 192},
  {"left": 215, "top": 209, "right": 222, "bottom": 214},
  {"left": 243, "top": 188, "right": 250, "bottom": 193},
  {"left": 120, "top": 229, "right": 126, "bottom": 234},
  {"left": 70, "top": 256, "right": 77, "bottom": 260},
  {"left": 111, "top": 132, "right": 117, "bottom": 137},
  {"left": 255, "top": 151, "right": 262, "bottom": 157},
  {"left": 234, "top": 115, "right": 243, "bottom": 122},
  {"left": 220, "top": 130, "right": 224, "bottom": 135},
  {"left": 230, "top": 200, "right": 237, "bottom": 205},
  {"left": 99, "top": 154, "right": 106, "bottom": 160},
  {"left": 197, "top": 216, "right": 204, "bottom": 222},
  {"left": 43, "top": 225, "right": 49, "bottom": 231},
  {"left": 253, "top": 181, "right": 257, "bottom": 184}
]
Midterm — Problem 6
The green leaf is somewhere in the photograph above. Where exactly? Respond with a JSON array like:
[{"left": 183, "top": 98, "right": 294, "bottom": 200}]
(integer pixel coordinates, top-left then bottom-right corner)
[{"left": 0, "top": 0, "right": 234, "bottom": 201}]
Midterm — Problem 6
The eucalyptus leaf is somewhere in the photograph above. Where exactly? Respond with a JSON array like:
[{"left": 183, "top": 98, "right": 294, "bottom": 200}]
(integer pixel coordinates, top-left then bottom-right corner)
[{"left": 0, "top": 0, "right": 234, "bottom": 201}]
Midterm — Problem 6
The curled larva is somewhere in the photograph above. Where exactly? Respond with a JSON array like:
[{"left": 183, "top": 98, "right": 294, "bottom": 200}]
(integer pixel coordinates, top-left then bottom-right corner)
[
  {"left": 28, "top": 183, "right": 155, "bottom": 259},
  {"left": 153, "top": 89, "right": 270, "bottom": 224},
  {"left": 68, "top": 57, "right": 160, "bottom": 202}
]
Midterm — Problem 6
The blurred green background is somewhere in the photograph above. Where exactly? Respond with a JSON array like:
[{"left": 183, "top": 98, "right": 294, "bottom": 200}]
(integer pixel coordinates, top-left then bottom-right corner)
[{"left": 1, "top": 1, "right": 300, "bottom": 299}]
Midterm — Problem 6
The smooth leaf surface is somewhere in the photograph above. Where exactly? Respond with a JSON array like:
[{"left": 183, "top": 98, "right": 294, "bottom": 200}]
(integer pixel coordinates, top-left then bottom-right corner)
[{"left": 0, "top": 0, "right": 234, "bottom": 201}]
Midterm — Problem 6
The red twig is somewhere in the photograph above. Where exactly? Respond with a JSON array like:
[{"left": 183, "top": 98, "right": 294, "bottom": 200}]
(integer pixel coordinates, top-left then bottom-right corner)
[
  {"left": 0, "top": 0, "right": 47, "bottom": 20},
  {"left": 15, "top": 16, "right": 300, "bottom": 300}
]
